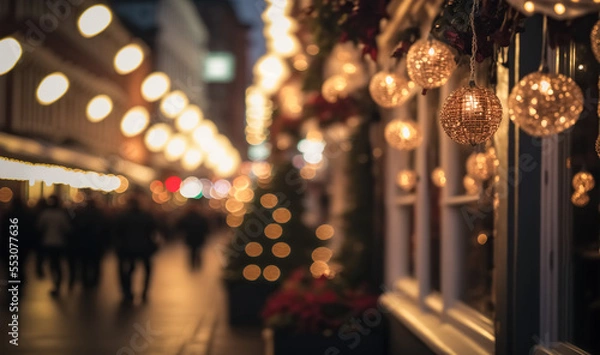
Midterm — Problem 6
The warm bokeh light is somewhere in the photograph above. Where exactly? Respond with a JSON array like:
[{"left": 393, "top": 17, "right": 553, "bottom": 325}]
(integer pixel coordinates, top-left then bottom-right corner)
[
  {"left": 234, "top": 188, "right": 254, "bottom": 203},
  {"left": 260, "top": 193, "right": 278, "bottom": 209},
  {"left": 160, "top": 90, "right": 189, "bottom": 118},
  {"left": 272, "top": 208, "right": 291, "bottom": 223},
  {"left": 312, "top": 247, "right": 333, "bottom": 262},
  {"left": 114, "top": 43, "right": 144, "bottom": 75},
  {"left": 120, "top": 106, "right": 149, "bottom": 137},
  {"left": 164, "top": 134, "right": 188, "bottom": 161},
  {"left": 226, "top": 214, "right": 244, "bottom": 228},
  {"left": 0, "top": 37, "right": 22, "bottom": 76},
  {"left": 181, "top": 148, "right": 204, "bottom": 171},
  {"left": 0, "top": 187, "right": 14, "bottom": 203},
  {"left": 176, "top": 105, "right": 203, "bottom": 132},
  {"left": 245, "top": 242, "right": 263, "bottom": 257},
  {"left": 192, "top": 121, "right": 218, "bottom": 146},
  {"left": 233, "top": 175, "right": 251, "bottom": 190},
  {"left": 315, "top": 224, "right": 334, "bottom": 240},
  {"left": 150, "top": 180, "right": 164, "bottom": 193},
  {"left": 243, "top": 264, "right": 261, "bottom": 281},
  {"left": 225, "top": 198, "right": 244, "bottom": 213},
  {"left": 78, "top": 4, "right": 112, "bottom": 38},
  {"left": 477, "top": 233, "right": 488, "bottom": 245},
  {"left": 264, "top": 223, "right": 283, "bottom": 239},
  {"left": 263, "top": 265, "right": 281, "bottom": 281},
  {"left": 36, "top": 72, "right": 69, "bottom": 105},
  {"left": 310, "top": 261, "right": 330, "bottom": 278},
  {"left": 141, "top": 72, "right": 170, "bottom": 102},
  {"left": 144, "top": 123, "right": 172, "bottom": 152},
  {"left": 115, "top": 175, "right": 129, "bottom": 193},
  {"left": 272, "top": 242, "right": 291, "bottom": 258},
  {"left": 86, "top": 94, "right": 113, "bottom": 122}
]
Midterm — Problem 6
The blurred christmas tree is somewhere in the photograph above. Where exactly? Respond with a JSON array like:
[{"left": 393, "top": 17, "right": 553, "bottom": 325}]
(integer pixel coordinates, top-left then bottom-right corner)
[{"left": 225, "top": 161, "right": 321, "bottom": 283}]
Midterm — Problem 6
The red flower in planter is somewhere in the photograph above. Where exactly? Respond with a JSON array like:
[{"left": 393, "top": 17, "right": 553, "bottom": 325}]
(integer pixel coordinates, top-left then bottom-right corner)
[{"left": 262, "top": 267, "right": 379, "bottom": 334}]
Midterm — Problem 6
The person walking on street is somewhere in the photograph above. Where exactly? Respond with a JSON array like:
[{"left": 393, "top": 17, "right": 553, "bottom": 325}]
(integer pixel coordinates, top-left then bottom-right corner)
[
  {"left": 177, "top": 201, "right": 210, "bottom": 270},
  {"left": 114, "top": 197, "right": 158, "bottom": 303},
  {"left": 36, "top": 195, "right": 71, "bottom": 297}
]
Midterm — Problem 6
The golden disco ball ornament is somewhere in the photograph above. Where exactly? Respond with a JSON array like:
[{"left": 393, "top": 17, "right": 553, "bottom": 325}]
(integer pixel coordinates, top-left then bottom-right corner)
[
  {"left": 596, "top": 135, "right": 600, "bottom": 158},
  {"left": 384, "top": 118, "right": 422, "bottom": 151},
  {"left": 466, "top": 152, "right": 494, "bottom": 181},
  {"left": 396, "top": 170, "right": 417, "bottom": 192},
  {"left": 369, "top": 71, "right": 414, "bottom": 108},
  {"left": 572, "top": 171, "right": 595, "bottom": 192},
  {"left": 571, "top": 191, "right": 590, "bottom": 207},
  {"left": 591, "top": 20, "right": 600, "bottom": 62},
  {"left": 463, "top": 175, "right": 480, "bottom": 195},
  {"left": 440, "top": 82, "right": 503, "bottom": 145},
  {"left": 431, "top": 167, "right": 446, "bottom": 188},
  {"left": 322, "top": 75, "right": 349, "bottom": 103},
  {"left": 508, "top": 72, "right": 583, "bottom": 137},
  {"left": 407, "top": 39, "right": 457, "bottom": 89}
]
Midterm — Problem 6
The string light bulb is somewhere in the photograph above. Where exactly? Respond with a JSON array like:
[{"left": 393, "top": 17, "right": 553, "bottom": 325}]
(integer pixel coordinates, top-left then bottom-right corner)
[{"left": 407, "top": 39, "right": 456, "bottom": 89}]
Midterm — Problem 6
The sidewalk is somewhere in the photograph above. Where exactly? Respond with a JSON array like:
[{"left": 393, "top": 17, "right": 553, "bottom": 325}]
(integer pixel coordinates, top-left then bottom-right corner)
[{"left": 1, "top": 233, "right": 264, "bottom": 355}]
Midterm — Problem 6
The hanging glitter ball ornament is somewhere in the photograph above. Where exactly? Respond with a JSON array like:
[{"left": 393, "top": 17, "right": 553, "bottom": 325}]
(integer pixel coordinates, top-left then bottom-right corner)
[
  {"left": 572, "top": 171, "right": 595, "bottom": 192},
  {"left": 571, "top": 191, "right": 590, "bottom": 207},
  {"left": 396, "top": 170, "right": 418, "bottom": 192},
  {"left": 463, "top": 175, "right": 480, "bottom": 195},
  {"left": 440, "top": 82, "right": 503, "bottom": 146},
  {"left": 508, "top": 72, "right": 583, "bottom": 137},
  {"left": 591, "top": 20, "right": 600, "bottom": 62},
  {"left": 596, "top": 135, "right": 600, "bottom": 158},
  {"left": 321, "top": 75, "right": 349, "bottom": 103},
  {"left": 384, "top": 118, "right": 422, "bottom": 151},
  {"left": 407, "top": 39, "right": 457, "bottom": 89},
  {"left": 466, "top": 152, "right": 494, "bottom": 181},
  {"left": 431, "top": 167, "right": 446, "bottom": 188},
  {"left": 369, "top": 71, "right": 414, "bottom": 108}
]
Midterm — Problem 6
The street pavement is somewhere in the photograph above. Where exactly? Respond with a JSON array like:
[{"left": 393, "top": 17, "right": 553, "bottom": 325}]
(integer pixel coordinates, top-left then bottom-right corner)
[{"left": 0, "top": 233, "right": 264, "bottom": 355}]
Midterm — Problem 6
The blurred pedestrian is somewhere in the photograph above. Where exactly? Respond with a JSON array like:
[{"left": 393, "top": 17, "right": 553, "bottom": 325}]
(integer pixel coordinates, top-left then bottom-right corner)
[
  {"left": 36, "top": 195, "right": 71, "bottom": 297},
  {"left": 33, "top": 198, "right": 48, "bottom": 279},
  {"left": 1, "top": 197, "right": 35, "bottom": 287},
  {"left": 71, "top": 198, "right": 108, "bottom": 289},
  {"left": 114, "top": 197, "right": 158, "bottom": 303},
  {"left": 177, "top": 201, "right": 210, "bottom": 270}
]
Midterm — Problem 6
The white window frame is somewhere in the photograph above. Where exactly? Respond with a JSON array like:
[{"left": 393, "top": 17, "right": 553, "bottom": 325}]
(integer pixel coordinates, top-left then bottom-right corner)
[{"left": 380, "top": 6, "right": 499, "bottom": 353}]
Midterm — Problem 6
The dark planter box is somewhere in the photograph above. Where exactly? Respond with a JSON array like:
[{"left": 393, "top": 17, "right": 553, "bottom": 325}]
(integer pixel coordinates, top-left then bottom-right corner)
[
  {"left": 272, "top": 326, "right": 387, "bottom": 355},
  {"left": 225, "top": 278, "right": 278, "bottom": 326}
]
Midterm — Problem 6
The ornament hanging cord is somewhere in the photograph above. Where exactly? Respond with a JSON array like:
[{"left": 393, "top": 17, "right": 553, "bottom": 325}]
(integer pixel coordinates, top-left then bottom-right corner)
[
  {"left": 469, "top": 0, "right": 479, "bottom": 84},
  {"left": 539, "top": 15, "right": 548, "bottom": 72}
]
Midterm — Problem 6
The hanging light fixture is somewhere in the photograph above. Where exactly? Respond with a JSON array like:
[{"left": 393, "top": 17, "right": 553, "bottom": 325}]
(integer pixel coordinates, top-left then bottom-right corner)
[
  {"left": 120, "top": 106, "right": 149, "bottom": 137},
  {"left": 144, "top": 123, "right": 172, "bottom": 152},
  {"left": 466, "top": 152, "right": 494, "bottom": 181},
  {"left": 369, "top": 72, "right": 414, "bottom": 108},
  {"left": 596, "top": 135, "right": 600, "bottom": 158},
  {"left": 439, "top": 0, "right": 503, "bottom": 146},
  {"left": 384, "top": 118, "right": 422, "bottom": 151},
  {"left": 508, "top": 16, "right": 583, "bottom": 137},
  {"left": 86, "top": 95, "right": 113, "bottom": 122},
  {"left": 572, "top": 171, "right": 595, "bottom": 192},
  {"left": 407, "top": 38, "right": 456, "bottom": 90},
  {"left": 463, "top": 175, "right": 480, "bottom": 195}
]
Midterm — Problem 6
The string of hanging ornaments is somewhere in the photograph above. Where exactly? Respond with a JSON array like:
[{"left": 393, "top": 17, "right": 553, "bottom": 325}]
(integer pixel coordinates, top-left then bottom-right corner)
[
  {"left": 508, "top": 16, "right": 583, "bottom": 137},
  {"left": 591, "top": 20, "right": 600, "bottom": 158},
  {"left": 439, "top": 0, "right": 503, "bottom": 146},
  {"left": 571, "top": 170, "right": 595, "bottom": 207}
]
